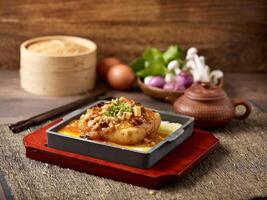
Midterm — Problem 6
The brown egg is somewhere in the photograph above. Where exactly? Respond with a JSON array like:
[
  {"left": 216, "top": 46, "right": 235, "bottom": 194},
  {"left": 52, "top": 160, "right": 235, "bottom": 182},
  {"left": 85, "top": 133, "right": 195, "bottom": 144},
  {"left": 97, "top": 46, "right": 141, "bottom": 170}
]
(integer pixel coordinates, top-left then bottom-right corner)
[
  {"left": 107, "top": 64, "right": 136, "bottom": 90},
  {"left": 97, "top": 57, "right": 121, "bottom": 80}
]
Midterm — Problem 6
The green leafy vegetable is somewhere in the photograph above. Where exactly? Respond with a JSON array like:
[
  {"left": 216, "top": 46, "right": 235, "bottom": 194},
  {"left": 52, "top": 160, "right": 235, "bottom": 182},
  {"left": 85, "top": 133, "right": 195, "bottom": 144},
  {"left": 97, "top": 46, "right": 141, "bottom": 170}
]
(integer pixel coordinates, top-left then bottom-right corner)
[
  {"left": 143, "top": 48, "right": 164, "bottom": 64},
  {"left": 163, "top": 45, "right": 182, "bottom": 64},
  {"left": 130, "top": 44, "right": 184, "bottom": 78},
  {"left": 137, "top": 63, "right": 166, "bottom": 77},
  {"left": 130, "top": 57, "right": 145, "bottom": 73},
  {"left": 134, "top": 48, "right": 166, "bottom": 78}
]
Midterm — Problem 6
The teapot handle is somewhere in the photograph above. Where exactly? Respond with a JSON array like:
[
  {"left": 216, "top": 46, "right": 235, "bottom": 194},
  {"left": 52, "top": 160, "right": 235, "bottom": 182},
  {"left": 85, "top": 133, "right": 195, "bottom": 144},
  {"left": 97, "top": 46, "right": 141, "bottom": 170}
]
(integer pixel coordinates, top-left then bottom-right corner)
[{"left": 232, "top": 98, "right": 252, "bottom": 120}]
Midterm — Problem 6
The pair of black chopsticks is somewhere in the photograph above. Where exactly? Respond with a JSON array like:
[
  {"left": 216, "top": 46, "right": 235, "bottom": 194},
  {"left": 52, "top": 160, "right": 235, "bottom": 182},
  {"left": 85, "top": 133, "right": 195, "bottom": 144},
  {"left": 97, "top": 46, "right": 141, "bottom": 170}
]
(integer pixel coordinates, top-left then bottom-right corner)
[{"left": 9, "top": 90, "right": 113, "bottom": 133}]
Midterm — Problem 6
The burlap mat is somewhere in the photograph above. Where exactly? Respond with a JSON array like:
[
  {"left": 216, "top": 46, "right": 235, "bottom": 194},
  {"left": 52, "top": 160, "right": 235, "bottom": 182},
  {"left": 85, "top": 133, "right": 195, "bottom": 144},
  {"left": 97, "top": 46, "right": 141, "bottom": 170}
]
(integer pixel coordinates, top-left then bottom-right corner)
[{"left": 0, "top": 107, "right": 266, "bottom": 200}]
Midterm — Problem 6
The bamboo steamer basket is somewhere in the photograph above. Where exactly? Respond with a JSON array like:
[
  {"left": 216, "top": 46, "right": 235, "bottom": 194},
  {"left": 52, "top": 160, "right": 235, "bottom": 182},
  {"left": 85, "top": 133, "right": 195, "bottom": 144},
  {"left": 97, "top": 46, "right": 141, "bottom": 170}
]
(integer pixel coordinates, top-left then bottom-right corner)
[{"left": 20, "top": 35, "right": 97, "bottom": 96}]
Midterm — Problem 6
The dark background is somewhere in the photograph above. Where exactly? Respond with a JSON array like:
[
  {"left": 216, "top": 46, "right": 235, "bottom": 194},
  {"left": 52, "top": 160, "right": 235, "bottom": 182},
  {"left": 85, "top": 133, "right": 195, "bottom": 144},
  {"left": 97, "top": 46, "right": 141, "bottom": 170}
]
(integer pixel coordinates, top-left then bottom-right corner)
[{"left": 0, "top": 0, "right": 266, "bottom": 71}]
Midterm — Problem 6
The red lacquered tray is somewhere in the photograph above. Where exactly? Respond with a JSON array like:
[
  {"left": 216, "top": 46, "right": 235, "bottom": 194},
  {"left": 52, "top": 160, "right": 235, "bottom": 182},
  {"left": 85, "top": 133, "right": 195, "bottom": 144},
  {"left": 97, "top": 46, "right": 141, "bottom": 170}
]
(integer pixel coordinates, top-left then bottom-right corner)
[{"left": 23, "top": 119, "right": 219, "bottom": 189}]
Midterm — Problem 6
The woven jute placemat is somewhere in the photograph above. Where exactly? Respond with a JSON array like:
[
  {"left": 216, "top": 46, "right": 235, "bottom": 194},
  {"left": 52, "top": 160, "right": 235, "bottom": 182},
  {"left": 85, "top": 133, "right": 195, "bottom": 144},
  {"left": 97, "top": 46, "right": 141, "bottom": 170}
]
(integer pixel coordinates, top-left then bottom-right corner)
[{"left": 0, "top": 107, "right": 266, "bottom": 200}]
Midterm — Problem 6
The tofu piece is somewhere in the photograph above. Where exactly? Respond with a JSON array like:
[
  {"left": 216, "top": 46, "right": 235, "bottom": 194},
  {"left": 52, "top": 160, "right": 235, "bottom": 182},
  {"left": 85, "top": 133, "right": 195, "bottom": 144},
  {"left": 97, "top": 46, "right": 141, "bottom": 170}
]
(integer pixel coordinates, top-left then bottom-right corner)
[
  {"left": 100, "top": 111, "right": 161, "bottom": 145},
  {"left": 133, "top": 106, "right": 141, "bottom": 117}
]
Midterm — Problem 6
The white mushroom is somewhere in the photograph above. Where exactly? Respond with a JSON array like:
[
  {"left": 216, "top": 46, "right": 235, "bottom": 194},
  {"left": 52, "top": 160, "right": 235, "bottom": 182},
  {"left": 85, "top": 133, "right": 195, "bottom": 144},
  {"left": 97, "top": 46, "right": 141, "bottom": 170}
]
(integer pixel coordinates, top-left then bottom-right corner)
[
  {"left": 186, "top": 47, "right": 198, "bottom": 59},
  {"left": 199, "top": 56, "right": 205, "bottom": 66},
  {"left": 167, "top": 60, "right": 180, "bottom": 71},
  {"left": 144, "top": 76, "right": 153, "bottom": 85},
  {"left": 209, "top": 70, "right": 224, "bottom": 84},
  {"left": 186, "top": 48, "right": 204, "bottom": 80},
  {"left": 186, "top": 60, "right": 201, "bottom": 82},
  {"left": 193, "top": 54, "right": 205, "bottom": 78},
  {"left": 185, "top": 47, "right": 224, "bottom": 83},
  {"left": 200, "top": 65, "right": 210, "bottom": 82}
]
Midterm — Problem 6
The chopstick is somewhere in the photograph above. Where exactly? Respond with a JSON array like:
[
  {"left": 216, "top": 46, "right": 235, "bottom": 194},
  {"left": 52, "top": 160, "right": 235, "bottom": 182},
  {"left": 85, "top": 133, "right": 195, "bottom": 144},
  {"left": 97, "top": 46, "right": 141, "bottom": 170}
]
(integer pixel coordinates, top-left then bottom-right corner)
[{"left": 9, "top": 90, "right": 113, "bottom": 133}]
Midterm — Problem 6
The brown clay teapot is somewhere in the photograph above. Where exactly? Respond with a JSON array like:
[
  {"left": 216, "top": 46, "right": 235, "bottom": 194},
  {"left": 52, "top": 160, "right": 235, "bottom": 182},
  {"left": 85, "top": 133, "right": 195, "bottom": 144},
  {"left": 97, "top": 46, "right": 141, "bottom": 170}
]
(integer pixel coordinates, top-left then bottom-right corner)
[{"left": 167, "top": 82, "right": 252, "bottom": 128}]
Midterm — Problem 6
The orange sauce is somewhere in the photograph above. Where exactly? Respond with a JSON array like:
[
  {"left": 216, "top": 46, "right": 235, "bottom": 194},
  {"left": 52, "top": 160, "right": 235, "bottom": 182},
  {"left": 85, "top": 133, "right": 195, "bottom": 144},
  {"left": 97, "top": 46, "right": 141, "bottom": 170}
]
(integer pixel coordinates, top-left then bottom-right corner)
[{"left": 58, "top": 120, "right": 173, "bottom": 152}]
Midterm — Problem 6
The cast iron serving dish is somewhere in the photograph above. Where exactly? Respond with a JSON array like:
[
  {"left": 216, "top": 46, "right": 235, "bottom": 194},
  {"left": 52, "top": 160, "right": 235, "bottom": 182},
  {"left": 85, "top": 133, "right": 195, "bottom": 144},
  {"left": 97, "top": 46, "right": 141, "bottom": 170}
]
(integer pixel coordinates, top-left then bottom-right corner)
[{"left": 47, "top": 100, "right": 194, "bottom": 168}]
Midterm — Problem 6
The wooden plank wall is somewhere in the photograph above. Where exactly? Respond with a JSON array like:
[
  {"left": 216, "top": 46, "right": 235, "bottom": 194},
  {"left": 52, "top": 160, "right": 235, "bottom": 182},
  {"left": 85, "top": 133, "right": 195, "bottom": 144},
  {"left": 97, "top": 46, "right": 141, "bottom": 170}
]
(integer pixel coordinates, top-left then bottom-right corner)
[{"left": 0, "top": 0, "right": 266, "bottom": 72}]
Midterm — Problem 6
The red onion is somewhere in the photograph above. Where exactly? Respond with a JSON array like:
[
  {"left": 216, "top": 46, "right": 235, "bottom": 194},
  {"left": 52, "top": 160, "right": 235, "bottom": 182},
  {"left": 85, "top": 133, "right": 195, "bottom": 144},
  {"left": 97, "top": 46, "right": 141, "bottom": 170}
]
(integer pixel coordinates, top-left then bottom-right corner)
[
  {"left": 163, "top": 82, "right": 185, "bottom": 91},
  {"left": 147, "top": 76, "right": 165, "bottom": 88},
  {"left": 175, "top": 72, "right": 193, "bottom": 88}
]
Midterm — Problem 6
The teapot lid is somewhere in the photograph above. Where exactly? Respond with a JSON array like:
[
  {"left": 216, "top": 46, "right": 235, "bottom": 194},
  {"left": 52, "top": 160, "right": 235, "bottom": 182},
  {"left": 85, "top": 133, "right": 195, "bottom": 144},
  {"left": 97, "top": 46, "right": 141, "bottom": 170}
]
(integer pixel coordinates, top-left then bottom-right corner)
[{"left": 185, "top": 82, "right": 226, "bottom": 101}]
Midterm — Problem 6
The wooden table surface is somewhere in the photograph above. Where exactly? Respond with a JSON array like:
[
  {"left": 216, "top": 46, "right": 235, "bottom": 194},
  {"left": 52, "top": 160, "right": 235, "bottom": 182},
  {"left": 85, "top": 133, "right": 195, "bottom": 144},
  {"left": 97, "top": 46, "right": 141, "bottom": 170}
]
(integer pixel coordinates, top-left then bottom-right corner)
[{"left": 0, "top": 70, "right": 266, "bottom": 124}]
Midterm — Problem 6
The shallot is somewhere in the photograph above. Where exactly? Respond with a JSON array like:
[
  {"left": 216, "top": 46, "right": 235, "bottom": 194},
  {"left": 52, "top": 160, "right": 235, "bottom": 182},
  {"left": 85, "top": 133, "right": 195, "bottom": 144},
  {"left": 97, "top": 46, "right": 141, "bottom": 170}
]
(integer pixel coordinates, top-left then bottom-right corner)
[
  {"left": 146, "top": 76, "right": 165, "bottom": 88},
  {"left": 175, "top": 72, "right": 193, "bottom": 87},
  {"left": 163, "top": 82, "right": 185, "bottom": 91}
]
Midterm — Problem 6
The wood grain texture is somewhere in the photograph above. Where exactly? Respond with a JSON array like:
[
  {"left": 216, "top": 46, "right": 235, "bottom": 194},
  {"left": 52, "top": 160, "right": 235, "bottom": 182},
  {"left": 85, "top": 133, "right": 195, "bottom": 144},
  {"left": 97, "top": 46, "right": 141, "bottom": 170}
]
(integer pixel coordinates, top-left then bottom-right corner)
[{"left": 0, "top": 0, "right": 266, "bottom": 71}]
